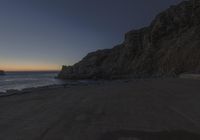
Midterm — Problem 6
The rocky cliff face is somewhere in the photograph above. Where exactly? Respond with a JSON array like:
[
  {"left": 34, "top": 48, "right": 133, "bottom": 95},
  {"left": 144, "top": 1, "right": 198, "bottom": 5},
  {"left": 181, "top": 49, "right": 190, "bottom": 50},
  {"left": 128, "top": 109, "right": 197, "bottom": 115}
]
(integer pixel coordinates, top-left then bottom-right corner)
[{"left": 58, "top": 0, "right": 200, "bottom": 79}]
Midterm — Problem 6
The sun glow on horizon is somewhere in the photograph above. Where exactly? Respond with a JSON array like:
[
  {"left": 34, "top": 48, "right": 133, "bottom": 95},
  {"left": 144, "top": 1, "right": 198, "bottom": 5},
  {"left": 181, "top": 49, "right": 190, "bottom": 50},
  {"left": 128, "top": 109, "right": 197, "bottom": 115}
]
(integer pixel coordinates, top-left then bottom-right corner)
[{"left": 0, "top": 63, "right": 61, "bottom": 72}]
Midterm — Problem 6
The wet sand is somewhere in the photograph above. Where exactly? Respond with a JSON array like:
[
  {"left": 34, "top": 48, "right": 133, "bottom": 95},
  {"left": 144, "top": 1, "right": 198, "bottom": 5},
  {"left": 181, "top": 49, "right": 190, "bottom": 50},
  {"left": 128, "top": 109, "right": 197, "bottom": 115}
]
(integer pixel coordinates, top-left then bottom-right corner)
[{"left": 0, "top": 78, "right": 200, "bottom": 140}]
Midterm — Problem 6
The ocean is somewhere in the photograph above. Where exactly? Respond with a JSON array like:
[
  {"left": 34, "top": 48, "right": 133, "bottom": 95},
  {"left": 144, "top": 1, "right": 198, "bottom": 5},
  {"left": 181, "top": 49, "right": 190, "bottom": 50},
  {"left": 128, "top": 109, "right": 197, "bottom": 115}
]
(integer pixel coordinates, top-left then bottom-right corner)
[{"left": 0, "top": 71, "right": 64, "bottom": 93}]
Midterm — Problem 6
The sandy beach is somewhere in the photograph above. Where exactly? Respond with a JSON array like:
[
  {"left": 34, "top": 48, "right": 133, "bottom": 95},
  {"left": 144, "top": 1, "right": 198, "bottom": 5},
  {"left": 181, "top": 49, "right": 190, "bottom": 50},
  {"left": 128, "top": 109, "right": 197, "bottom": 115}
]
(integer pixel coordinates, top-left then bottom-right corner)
[{"left": 0, "top": 78, "right": 200, "bottom": 140}]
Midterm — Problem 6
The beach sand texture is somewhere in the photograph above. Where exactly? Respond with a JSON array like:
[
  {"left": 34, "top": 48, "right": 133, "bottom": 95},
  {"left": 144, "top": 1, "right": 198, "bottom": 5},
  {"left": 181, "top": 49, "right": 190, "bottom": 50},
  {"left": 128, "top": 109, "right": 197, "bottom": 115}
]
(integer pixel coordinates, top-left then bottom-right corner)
[{"left": 0, "top": 79, "right": 200, "bottom": 140}]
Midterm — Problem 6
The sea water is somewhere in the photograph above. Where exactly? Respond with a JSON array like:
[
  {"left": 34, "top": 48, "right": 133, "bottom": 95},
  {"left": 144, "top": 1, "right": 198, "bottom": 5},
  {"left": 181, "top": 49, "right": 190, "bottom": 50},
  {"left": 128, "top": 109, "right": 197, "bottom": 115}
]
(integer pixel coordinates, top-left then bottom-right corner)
[{"left": 0, "top": 71, "right": 64, "bottom": 92}]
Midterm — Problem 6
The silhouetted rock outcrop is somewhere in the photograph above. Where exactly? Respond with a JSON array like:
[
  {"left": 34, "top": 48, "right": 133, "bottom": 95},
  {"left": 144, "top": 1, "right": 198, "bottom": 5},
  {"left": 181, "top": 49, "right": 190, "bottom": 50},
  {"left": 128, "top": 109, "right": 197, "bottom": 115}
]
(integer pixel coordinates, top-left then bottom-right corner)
[
  {"left": 58, "top": 0, "right": 200, "bottom": 79},
  {"left": 0, "top": 70, "right": 5, "bottom": 75}
]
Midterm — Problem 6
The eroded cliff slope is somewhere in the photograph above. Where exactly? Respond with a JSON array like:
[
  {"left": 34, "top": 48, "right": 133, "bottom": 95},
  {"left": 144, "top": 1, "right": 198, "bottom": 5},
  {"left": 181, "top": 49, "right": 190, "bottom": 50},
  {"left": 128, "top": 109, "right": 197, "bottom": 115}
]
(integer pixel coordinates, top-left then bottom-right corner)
[{"left": 58, "top": 0, "right": 200, "bottom": 79}]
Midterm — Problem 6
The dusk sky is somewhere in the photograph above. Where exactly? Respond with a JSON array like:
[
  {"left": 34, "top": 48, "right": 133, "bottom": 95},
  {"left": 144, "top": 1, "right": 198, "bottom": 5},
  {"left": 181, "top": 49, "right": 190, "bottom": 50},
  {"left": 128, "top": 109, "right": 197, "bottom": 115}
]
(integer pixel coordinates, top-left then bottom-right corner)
[{"left": 0, "top": 0, "right": 183, "bottom": 71}]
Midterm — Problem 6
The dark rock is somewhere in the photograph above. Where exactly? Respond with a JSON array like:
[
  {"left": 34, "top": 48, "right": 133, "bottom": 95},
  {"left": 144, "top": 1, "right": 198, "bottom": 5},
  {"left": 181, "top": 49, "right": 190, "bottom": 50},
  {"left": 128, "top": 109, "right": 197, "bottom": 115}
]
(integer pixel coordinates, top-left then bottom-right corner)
[
  {"left": 58, "top": 0, "right": 200, "bottom": 79},
  {"left": 0, "top": 70, "right": 5, "bottom": 75}
]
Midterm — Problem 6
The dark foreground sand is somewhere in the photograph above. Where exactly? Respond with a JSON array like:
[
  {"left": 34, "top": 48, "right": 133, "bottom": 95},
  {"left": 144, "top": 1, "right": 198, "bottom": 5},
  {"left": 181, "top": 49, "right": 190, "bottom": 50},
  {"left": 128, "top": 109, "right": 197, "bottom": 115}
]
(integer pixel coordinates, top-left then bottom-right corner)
[{"left": 0, "top": 78, "right": 200, "bottom": 140}]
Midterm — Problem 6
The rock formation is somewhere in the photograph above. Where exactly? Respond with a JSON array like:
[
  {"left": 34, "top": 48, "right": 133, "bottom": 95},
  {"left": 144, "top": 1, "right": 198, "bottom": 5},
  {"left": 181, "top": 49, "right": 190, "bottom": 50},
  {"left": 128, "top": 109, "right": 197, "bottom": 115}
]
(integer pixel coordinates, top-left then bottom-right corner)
[
  {"left": 0, "top": 70, "right": 5, "bottom": 75},
  {"left": 58, "top": 0, "right": 200, "bottom": 79}
]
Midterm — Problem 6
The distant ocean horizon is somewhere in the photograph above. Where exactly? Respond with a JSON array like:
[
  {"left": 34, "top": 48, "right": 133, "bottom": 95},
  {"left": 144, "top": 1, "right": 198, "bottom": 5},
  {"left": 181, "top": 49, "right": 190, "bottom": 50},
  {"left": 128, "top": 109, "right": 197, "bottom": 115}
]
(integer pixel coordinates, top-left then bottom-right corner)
[{"left": 0, "top": 71, "right": 64, "bottom": 93}]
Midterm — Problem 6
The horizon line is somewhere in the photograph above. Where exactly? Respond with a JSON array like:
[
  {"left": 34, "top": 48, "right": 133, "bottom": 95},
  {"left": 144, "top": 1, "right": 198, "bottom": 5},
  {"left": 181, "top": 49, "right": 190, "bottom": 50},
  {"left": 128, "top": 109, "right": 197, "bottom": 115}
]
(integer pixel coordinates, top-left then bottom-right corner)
[{"left": 5, "top": 70, "right": 60, "bottom": 72}]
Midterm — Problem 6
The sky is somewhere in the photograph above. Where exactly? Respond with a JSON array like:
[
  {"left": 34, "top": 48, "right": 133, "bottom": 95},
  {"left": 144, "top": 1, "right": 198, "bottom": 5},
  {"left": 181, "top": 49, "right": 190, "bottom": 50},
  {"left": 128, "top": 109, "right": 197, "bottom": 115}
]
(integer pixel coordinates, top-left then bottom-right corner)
[{"left": 0, "top": 0, "right": 183, "bottom": 71}]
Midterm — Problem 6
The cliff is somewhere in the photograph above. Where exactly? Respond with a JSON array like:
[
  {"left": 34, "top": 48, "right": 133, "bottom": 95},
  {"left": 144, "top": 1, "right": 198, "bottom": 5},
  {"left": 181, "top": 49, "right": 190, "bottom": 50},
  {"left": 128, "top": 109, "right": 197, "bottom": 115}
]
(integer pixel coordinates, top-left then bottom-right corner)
[{"left": 58, "top": 0, "right": 200, "bottom": 79}]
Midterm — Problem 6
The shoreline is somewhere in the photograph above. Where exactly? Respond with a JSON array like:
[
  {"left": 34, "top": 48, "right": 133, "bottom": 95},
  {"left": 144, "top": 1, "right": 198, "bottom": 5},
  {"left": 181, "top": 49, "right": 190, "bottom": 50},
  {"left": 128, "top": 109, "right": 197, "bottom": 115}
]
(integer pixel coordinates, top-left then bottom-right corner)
[
  {"left": 0, "top": 84, "right": 63, "bottom": 97},
  {"left": 1, "top": 71, "right": 199, "bottom": 97},
  {"left": 0, "top": 76, "right": 199, "bottom": 97},
  {"left": 0, "top": 79, "right": 104, "bottom": 97}
]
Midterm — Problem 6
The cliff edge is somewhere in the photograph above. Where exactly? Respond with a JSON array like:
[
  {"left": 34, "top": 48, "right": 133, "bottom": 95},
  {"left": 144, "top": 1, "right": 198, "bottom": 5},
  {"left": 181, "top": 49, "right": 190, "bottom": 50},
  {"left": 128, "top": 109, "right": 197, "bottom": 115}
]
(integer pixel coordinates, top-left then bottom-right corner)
[{"left": 58, "top": 0, "right": 200, "bottom": 79}]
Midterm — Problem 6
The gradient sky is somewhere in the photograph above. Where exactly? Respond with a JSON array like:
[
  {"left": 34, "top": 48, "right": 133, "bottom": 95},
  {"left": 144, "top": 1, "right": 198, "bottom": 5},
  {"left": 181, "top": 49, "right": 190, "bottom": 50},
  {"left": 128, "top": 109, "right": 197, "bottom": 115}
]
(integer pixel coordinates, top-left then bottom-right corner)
[{"left": 0, "top": 0, "right": 183, "bottom": 71}]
